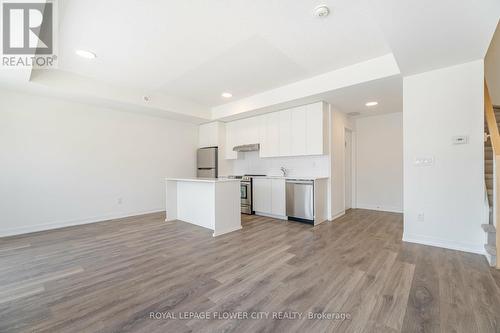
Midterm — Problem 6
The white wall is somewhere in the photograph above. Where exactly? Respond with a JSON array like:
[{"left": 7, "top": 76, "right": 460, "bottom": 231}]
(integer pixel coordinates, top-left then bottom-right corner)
[
  {"left": 355, "top": 112, "right": 403, "bottom": 213},
  {"left": 0, "top": 89, "right": 198, "bottom": 236},
  {"left": 403, "top": 60, "right": 485, "bottom": 254},
  {"left": 229, "top": 151, "right": 330, "bottom": 178},
  {"left": 486, "top": 22, "right": 500, "bottom": 105},
  {"left": 330, "top": 109, "right": 354, "bottom": 219}
]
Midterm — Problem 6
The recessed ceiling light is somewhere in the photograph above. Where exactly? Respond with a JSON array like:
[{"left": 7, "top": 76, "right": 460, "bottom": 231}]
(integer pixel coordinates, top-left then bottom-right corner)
[
  {"left": 221, "top": 92, "right": 233, "bottom": 98},
  {"left": 75, "top": 49, "right": 96, "bottom": 59},
  {"left": 365, "top": 101, "right": 378, "bottom": 107},
  {"left": 313, "top": 5, "right": 330, "bottom": 18}
]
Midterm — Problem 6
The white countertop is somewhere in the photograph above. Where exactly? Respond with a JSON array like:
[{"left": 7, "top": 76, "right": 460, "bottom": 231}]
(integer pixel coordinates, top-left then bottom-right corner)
[
  {"left": 165, "top": 177, "right": 240, "bottom": 183},
  {"left": 251, "top": 176, "right": 329, "bottom": 181}
]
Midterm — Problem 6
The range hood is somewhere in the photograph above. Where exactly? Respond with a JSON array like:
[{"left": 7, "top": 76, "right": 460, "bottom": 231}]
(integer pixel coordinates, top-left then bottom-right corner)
[{"left": 233, "top": 143, "right": 260, "bottom": 152}]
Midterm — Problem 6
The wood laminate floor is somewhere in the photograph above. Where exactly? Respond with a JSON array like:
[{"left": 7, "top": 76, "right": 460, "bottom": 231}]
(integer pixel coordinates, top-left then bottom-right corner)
[{"left": 1, "top": 209, "right": 500, "bottom": 333}]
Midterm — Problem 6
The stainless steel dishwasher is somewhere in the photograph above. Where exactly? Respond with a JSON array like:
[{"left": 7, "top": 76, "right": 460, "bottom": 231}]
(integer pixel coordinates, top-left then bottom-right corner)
[{"left": 286, "top": 179, "right": 314, "bottom": 224}]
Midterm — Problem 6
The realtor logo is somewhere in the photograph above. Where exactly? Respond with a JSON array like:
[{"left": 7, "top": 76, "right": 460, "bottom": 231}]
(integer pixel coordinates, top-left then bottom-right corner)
[{"left": 1, "top": 0, "right": 57, "bottom": 68}]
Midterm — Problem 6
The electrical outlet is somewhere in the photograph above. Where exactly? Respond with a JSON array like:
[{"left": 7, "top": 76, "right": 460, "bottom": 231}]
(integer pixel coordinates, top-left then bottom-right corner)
[
  {"left": 117, "top": 197, "right": 123, "bottom": 205},
  {"left": 452, "top": 135, "right": 468, "bottom": 145},
  {"left": 417, "top": 213, "right": 424, "bottom": 222}
]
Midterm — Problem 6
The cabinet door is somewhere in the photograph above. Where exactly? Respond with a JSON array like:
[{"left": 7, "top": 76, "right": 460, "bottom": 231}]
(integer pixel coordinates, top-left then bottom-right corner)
[
  {"left": 245, "top": 116, "right": 259, "bottom": 144},
  {"left": 306, "top": 103, "right": 325, "bottom": 155},
  {"left": 279, "top": 110, "right": 292, "bottom": 156},
  {"left": 291, "top": 106, "right": 307, "bottom": 156},
  {"left": 198, "top": 122, "right": 218, "bottom": 148},
  {"left": 225, "top": 122, "right": 237, "bottom": 159},
  {"left": 232, "top": 120, "right": 243, "bottom": 147},
  {"left": 271, "top": 179, "right": 286, "bottom": 216},
  {"left": 253, "top": 178, "right": 272, "bottom": 213},
  {"left": 266, "top": 112, "right": 281, "bottom": 157},
  {"left": 257, "top": 115, "right": 269, "bottom": 157}
]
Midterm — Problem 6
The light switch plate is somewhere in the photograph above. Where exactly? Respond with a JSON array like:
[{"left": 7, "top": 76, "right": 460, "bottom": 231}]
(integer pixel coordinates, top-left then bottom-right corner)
[{"left": 414, "top": 156, "right": 434, "bottom": 167}]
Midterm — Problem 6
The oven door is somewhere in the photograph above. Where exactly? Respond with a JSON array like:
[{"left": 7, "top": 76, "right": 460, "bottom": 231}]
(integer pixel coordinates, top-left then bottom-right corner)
[{"left": 241, "top": 181, "right": 251, "bottom": 206}]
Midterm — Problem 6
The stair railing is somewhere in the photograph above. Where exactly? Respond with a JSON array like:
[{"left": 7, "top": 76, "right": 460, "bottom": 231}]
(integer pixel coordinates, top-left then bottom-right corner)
[{"left": 484, "top": 80, "right": 500, "bottom": 268}]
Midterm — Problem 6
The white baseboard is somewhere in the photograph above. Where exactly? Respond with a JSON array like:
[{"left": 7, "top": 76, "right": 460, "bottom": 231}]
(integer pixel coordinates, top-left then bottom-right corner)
[
  {"left": 254, "top": 212, "right": 287, "bottom": 220},
  {"left": 0, "top": 209, "right": 164, "bottom": 238},
  {"left": 329, "top": 211, "right": 346, "bottom": 221},
  {"left": 356, "top": 204, "right": 403, "bottom": 214},
  {"left": 213, "top": 225, "right": 242, "bottom": 237},
  {"left": 402, "top": 233, "right": 485, "bottom": 255}
]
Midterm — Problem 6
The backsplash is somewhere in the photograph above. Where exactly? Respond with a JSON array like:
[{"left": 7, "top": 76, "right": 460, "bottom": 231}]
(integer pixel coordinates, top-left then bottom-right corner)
[{"left": 228, "top": 151, "right": 330, "bottom": 177}]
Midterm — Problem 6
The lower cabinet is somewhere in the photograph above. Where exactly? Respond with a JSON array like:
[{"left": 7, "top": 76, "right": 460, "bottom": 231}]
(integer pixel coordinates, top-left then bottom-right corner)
[
  {"left": 253, "top": 178, "right": 271, "bottom": 213},
  {"left": 252, "top": 178, "right": 286, "bottom": 217}
]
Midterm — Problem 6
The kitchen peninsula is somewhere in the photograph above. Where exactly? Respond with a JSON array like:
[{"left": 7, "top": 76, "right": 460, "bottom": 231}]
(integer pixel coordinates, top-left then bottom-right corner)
[{"left": 165, "top": 178, "right": 241, "bottom": 236}]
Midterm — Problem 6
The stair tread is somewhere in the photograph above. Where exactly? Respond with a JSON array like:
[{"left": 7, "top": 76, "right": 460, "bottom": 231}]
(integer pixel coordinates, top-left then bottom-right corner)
[
  {"left": 482, "top": 224, "right": 496, "bottom": 233},
  {"left": 485, "top": 244, "right": 497, "bottom": 256}
]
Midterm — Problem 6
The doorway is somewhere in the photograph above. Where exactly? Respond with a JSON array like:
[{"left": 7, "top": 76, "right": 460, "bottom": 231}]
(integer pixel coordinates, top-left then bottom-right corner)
[{"left": 345, "top": 129, "right": 353, "bottom": 210}]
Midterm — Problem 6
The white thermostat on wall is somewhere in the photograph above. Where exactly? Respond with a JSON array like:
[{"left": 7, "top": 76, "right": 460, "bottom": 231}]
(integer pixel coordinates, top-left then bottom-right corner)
[{"left": 452, "top": 135, "right": 468, "bottom": 145}]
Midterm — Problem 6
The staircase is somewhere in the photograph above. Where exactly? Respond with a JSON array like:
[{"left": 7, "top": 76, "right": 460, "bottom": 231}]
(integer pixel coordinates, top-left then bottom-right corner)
[{"left": 483, "top": 88, "right": 499, "bottom": 267}]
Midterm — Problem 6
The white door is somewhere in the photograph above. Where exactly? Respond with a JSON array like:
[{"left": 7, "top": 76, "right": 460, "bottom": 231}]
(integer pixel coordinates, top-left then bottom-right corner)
[{"left": 345, "top": 130, "right": 352, "bottom": 209}]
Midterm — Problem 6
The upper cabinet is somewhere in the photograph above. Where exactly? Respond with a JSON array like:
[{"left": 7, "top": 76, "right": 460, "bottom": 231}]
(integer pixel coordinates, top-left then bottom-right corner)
[
  {"left": 225, "top": 122, "right": 238, "bottom": 159},
  {"left": 198, "top": 122, "right": 219, "bottom": 148},
  {"left": 264, "top": 112, "right": 281, "bottom": 158},
  {"left": 278, "top": 110, "right": 292, "bottom": 156},
  {"left": 290, "top": 105, "right": 308, "bottom": 156},
  {"left": 225, "top": 117, "right": 260, "bottom": 160},
  {"left": 223, "top": 101, "right": 328, "bottom": 159},
  {"left": 305, "top": 102, "right": 328, "bottom": 156}
]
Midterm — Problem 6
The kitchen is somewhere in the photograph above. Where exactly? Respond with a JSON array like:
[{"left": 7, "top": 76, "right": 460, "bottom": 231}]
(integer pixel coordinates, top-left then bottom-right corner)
[{"left": 166, "top": 101, "right": 330, "bottom": 236}]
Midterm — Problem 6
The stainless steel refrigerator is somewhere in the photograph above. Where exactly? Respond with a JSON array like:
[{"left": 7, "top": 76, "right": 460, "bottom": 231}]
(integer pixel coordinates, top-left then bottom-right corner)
[{"left": 197, "top": 147, "right": 218, "bottom": 178}]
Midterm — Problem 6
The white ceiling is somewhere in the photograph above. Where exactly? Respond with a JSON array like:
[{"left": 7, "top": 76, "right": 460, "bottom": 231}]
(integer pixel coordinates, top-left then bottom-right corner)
[
  {"left": 57, "top": 0, "right": 391, "bottom": 107},
  {"left": 1, "top": 0, "right": 499, "bottom": 121},
  {"left": 323, "top": 76, "right": 402, "bottom": 118},
  {"left": 367, "top": 0, "right": 500, "bottom": 75}
]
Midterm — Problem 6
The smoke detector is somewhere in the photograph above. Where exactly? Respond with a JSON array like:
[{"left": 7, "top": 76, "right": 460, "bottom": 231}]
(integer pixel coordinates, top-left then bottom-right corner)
[{"left": 313, "top": 5, "right": 330, "bottom": 18}]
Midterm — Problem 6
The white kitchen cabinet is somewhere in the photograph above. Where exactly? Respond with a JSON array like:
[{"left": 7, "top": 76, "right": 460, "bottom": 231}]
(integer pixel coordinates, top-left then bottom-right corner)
[
  {"left": 225, "top": 122, "right": 238, "bottom": 160},
  {"left": 252, "top": 178, "right": 271, "bottom": 213},
  {"left": 290, "top": 105, "right": 307, "bottom": 156},
  {"left": 225, "top": 101, "right": 327, "bottom": 159},
  {"left": 240, "top": 117, "right": 260, "bottom": 144},
  {"left": 271, "top": 179, "right": 286, "bottom": 216},
  {"left": 257, "top": 115, "right": 268, "bottom": 157},
  {"left": 253, "top": 177, "right": 286, "bottom": 218},
  {"left": 278, "top": 110, "right": 292, "bottom": 156},
  {"left": 306, "top": 102, "right": 327, "bottom": 155},
  {"left": 265, "top": 112, "right": 281, "bottom": 157},
  {"left": 198, "top": 122, "right": 219, "bottom": 148}
]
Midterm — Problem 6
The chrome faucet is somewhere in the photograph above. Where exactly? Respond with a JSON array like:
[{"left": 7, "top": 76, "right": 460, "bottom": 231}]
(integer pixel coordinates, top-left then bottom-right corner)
[{"left": 280, "top": 167, "right": 288, "bottom": 177}]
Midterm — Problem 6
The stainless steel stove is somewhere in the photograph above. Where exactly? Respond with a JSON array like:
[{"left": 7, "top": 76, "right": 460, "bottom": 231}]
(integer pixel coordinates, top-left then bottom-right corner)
[{"left": 228, "top": 174, "right": 266, "bottom": 214}]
